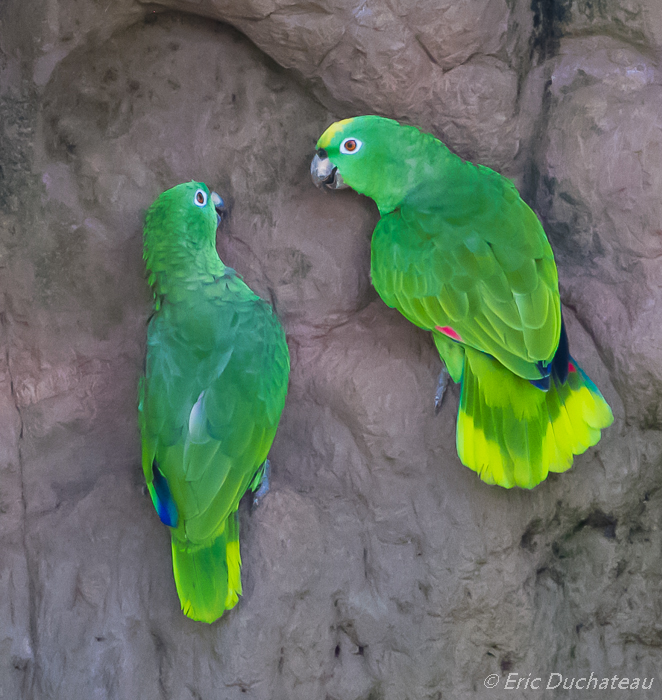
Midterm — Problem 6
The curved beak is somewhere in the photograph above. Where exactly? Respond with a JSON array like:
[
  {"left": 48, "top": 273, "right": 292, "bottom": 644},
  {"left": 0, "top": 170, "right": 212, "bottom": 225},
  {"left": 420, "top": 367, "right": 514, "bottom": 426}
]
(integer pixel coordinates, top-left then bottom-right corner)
[
  {"left": 310, "top": 150, "right": 347, "bottom": 190},
  {"left": 211, "top": 191, "right": 227, "bottom": 226}
]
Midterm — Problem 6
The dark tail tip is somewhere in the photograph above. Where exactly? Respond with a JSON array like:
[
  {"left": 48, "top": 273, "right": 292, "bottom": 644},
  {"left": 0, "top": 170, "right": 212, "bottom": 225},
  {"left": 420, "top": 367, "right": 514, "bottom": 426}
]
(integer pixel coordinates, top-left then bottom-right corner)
[{"left": 551, "top": 314, "right": 569, "bottom": 385}]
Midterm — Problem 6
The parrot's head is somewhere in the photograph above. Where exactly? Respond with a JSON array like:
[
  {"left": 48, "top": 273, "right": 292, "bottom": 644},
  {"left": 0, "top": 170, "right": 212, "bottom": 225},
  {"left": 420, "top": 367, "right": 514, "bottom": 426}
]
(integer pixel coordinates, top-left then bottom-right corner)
[
  {"left": 143, "top": 181, "right": 228, "bottom": 281},
  {"left": 144, "top": 181, "right": 226, "bottom": 246},
  {"left": 311, "top": 115, "right": 439, "bottom": 214}
]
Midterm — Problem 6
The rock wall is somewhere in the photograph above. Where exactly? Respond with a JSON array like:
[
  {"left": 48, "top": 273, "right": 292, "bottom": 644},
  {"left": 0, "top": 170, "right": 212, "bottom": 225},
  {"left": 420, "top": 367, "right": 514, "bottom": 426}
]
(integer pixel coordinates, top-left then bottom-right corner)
[{"left": 0, "top": 1, "right": 661, "bottom": 698}]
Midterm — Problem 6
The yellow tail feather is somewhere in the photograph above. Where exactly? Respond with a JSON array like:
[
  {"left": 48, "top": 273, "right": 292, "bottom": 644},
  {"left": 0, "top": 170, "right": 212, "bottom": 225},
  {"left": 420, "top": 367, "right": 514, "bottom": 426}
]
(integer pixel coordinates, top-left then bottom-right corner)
[
  {"left": 171, "top": 511, "right": 242, "bottom": 623},
  {"left": 457, "top": 348, "right": 613, "bottom": 489}
]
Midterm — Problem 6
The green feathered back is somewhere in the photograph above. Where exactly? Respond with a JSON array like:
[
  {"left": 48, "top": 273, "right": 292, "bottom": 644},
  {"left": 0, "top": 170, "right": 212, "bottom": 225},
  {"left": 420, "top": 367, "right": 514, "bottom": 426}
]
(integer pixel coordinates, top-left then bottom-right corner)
[
  {"left": 139, "top": 182, "right": 289, "bottom": 621},
  {"left": 370, "top": 165, "right": 561, "bottom": 380}
]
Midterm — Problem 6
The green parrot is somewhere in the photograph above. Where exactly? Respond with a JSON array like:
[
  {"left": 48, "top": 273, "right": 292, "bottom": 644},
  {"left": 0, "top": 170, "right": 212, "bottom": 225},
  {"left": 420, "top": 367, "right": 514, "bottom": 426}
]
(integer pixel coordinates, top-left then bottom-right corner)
[
  {"left": 311, "top": 116, "right": 612, "bottom": 489},
  {"left": 139, "top": 181, "right": 290, "bottom": 622}
]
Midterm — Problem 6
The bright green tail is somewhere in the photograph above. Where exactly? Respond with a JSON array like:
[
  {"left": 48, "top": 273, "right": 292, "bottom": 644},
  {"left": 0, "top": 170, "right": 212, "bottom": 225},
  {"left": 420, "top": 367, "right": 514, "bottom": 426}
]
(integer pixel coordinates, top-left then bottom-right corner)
[
  {"left": 457, "top": 347, "right": 613, "bottom": 489},
  {"left": 171, "top": 511, "right": 242, "bottom": 623}
]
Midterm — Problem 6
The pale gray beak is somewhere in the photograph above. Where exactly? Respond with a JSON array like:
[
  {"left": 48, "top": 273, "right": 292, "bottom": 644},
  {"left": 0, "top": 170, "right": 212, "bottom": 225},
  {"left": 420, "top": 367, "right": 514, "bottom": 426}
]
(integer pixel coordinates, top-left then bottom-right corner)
[
  {"left": 310, "top": 150, "right": 347, "bottom": 190},
  {"left": 211, "top": 191, "right": 227, "bottom": 226}
]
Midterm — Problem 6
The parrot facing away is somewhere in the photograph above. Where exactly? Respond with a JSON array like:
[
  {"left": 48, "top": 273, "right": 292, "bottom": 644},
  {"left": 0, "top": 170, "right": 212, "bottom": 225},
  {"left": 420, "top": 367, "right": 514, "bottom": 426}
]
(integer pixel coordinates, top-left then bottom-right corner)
[
  {"left": 311, "top": 116, "right": 613, "bottom": 489},
  {"left": 139, "top": 181, "right": 290, "bottom": 622}
]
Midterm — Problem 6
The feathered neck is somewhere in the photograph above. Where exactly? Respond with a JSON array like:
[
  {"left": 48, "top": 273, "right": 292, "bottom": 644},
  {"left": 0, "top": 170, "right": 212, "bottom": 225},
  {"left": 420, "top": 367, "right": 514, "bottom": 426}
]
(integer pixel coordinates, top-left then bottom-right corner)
[{"left": 143, "top": 213, "right": 226, "bottom": 299}]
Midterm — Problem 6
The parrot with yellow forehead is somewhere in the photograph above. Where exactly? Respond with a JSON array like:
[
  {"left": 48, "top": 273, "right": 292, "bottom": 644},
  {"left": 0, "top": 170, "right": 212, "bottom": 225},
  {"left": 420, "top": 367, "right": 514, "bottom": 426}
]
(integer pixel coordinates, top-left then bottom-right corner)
[
  {"left": 311, "top": 116, "right": 612, "bottom": 489},
  {"left": 139, "top": 181, "right": 290, "bottom": 621}
]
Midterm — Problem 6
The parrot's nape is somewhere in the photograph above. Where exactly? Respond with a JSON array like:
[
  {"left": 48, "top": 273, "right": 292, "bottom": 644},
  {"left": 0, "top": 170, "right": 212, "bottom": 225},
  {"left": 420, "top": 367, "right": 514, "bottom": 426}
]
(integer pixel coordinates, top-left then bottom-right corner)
[
  {"left": 311, "top": 116, "right": 612, "bottom": 489},
  {"left": 139, "top": 181, "right": 290, "bottom": 621}
]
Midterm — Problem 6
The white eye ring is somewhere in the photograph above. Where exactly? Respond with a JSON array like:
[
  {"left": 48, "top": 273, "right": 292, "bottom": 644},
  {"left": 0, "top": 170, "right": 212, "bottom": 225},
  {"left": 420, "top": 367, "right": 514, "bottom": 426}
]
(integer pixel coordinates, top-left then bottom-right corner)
[
  {"left": 194, "top": 189, "right": 207, "bottom": 207},
  {"left": 340, "top": 137, "right": 363, "bottom": 154}
]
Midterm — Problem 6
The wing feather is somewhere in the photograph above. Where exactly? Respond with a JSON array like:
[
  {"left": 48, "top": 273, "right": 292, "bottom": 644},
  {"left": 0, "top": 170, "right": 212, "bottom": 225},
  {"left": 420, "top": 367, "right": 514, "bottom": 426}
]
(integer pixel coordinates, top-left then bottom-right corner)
[{"left": 370, "top": 167, "right": 561, "bottom": 381}]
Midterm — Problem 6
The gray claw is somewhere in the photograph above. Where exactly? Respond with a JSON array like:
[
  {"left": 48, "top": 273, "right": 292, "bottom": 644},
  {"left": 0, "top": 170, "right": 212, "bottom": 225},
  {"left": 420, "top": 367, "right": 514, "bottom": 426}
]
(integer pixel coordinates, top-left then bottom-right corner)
[
  {"left": 252, "top": 459, "right": 271, "bottom": 508},
  {"left": 434, "top": 366, "right": 450, "bottom": 415}
]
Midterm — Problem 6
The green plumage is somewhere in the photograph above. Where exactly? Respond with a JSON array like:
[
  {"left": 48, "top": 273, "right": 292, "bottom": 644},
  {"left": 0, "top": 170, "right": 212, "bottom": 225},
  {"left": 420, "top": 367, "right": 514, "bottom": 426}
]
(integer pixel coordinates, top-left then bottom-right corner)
[
  {"left": 314, "top": 116, "right": 612, "bottom": 488},
  {"left": 139, "top": 182, "right": 289, "bottom": 621}
]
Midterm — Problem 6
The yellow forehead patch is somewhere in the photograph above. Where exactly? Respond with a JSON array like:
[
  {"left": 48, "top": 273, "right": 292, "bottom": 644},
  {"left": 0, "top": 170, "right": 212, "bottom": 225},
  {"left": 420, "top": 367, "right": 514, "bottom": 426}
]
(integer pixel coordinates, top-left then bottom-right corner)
[{"left": 317, "top": 118, "right": 355, "bottom": 149}]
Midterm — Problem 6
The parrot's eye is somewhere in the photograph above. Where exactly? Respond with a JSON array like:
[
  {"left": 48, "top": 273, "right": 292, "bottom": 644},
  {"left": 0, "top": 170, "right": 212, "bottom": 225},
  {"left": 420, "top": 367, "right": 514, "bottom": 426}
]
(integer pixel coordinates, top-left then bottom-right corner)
[
  {"left": 194, "top": 189, "right": 207, "bottom": 207},
  {"left": 340, "top": 138, "right": 362, "bottom": 154}
]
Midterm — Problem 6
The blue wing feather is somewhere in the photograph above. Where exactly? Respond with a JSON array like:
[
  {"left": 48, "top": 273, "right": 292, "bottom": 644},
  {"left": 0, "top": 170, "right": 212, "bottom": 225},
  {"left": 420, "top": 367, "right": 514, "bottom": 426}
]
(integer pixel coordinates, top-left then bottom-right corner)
[{"left": 148, "top": 462, "right": 179, "bottom": 528}]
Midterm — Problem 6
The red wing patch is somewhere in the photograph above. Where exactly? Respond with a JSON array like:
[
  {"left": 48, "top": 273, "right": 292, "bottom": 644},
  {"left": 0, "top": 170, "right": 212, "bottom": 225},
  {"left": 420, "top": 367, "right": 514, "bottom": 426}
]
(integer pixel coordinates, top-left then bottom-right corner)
[
  {"left": 568, "top": 361, "right": 577, "bottom": 373},
  {"left": 435, "top": 326, "right": 462, "bottom": 342}
]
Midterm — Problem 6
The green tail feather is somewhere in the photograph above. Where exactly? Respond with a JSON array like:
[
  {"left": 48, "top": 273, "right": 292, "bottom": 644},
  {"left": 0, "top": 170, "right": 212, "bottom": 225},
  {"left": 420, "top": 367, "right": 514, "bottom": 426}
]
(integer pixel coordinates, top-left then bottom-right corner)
[
  {"left": 171, "top": 511, "right": 242, "bottom": 623},
  {"left": 457, "top": 347, "right": 613, "bottom": 489}
]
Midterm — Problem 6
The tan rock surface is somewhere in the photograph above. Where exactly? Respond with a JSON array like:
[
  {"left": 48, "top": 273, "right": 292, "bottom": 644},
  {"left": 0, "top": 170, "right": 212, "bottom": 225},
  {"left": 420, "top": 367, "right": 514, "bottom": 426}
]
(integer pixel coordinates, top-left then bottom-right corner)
[{"left": 0, "top": 2, "right": 660, "bottom": 699}]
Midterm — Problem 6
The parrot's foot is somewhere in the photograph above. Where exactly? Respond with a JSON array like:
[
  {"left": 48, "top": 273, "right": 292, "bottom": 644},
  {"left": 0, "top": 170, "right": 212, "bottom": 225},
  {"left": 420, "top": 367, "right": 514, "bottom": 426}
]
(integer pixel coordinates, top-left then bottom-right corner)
[
  {"left": 252, "top": 459, "right": 271, "bottom": 508},
  {"left": 434, "top": 366, "right": 450, "bottom": 415}
]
